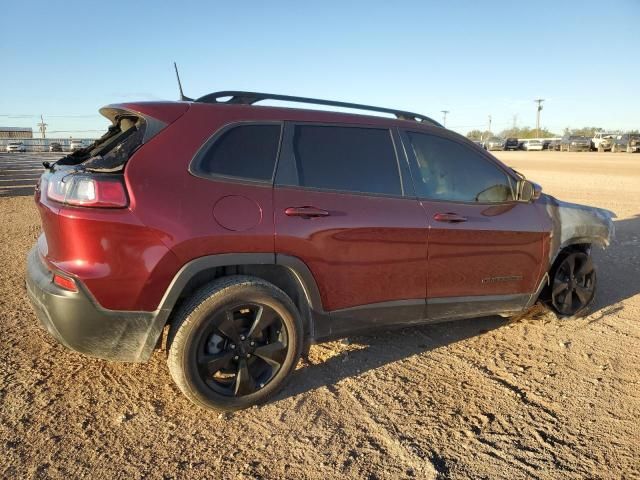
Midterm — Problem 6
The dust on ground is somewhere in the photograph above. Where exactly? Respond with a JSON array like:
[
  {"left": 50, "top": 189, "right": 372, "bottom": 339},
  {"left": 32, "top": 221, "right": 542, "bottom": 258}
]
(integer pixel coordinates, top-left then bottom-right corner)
[{"left": 1, "top": 151, "right": 638, "bottom": 479}]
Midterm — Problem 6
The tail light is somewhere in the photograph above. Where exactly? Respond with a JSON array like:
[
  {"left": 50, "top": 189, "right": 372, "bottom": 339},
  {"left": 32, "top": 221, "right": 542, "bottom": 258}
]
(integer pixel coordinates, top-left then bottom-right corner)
[{"left": 46, "top": 173, "right": 128, "bottom": 208}]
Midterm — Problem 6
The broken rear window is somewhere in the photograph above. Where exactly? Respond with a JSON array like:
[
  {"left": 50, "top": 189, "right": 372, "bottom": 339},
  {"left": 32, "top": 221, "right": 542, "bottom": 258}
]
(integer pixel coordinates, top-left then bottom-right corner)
[{"left": 55, "top": 115, "right": 146, "bottom": 172}]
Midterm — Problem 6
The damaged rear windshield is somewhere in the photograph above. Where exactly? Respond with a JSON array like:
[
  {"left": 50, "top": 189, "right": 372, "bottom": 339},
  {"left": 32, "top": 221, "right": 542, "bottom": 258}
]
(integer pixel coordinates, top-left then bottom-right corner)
[{"left": 54, "top": 115, "right": 146, "bottom": 173}]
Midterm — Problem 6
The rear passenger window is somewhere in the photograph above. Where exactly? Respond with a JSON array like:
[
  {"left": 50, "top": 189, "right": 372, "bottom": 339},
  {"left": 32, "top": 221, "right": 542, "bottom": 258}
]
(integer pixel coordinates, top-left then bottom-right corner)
[
  {"left": 194, "top": 124, "right": 281, "bottom": 181},
  {"left": 288, "top": 125, "right": 401, "bottom": 196}
]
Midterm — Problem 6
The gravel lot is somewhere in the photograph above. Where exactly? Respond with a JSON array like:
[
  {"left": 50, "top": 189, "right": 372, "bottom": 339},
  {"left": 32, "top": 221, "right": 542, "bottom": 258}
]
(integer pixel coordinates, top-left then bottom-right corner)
[{"left": 1, "top": 151, "right": 638, "bottom": 479}]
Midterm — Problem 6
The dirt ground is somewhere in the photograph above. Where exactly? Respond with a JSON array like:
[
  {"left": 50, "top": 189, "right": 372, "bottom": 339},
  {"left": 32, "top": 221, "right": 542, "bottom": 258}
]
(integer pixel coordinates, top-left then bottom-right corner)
[{"left": 1, "top": 151, "right": 638, "bottom": 479}]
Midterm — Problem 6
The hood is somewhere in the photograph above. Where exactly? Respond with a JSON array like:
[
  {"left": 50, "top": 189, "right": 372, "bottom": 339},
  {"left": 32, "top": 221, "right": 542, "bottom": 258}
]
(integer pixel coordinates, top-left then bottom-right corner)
[{"left": 541, "top": 194, "right": 615, "bottom": 262}]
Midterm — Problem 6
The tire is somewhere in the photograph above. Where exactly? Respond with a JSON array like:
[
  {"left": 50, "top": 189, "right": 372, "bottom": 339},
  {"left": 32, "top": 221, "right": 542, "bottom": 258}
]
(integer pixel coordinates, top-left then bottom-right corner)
[
  {"left": 167, "top": 275, "right": 304, "bottom": 411},
  {"left": 597, "top": 145, "right": 604, "bottom": 152},
  {"left": 611, "top": 144, "right": 616, "bottom": 153},
  {"left": 550, "top": 250, "right": 597, "bottom": 317}
]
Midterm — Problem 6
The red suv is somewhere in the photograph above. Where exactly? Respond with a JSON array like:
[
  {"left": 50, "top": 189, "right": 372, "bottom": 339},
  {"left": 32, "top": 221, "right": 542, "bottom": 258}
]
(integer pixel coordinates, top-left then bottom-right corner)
[{"left": 26, "top": 91, "right": 614, "bottom": 411}]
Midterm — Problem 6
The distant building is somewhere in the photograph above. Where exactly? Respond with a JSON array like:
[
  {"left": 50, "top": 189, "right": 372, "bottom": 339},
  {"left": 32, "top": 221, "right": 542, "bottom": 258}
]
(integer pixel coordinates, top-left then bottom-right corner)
[{"left": 0, "top": 127, "right": 33, "bottom": 139}]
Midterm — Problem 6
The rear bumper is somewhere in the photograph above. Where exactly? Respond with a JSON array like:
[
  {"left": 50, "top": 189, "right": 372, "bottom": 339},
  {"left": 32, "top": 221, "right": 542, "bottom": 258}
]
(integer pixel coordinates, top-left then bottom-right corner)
[{"left": 25, "top": 247, "right": 161, "bottom": 362}]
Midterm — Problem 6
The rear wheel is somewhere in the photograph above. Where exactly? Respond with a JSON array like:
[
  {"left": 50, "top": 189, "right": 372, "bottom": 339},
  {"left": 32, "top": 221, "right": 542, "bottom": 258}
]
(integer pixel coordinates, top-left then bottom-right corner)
[
  {"left": 550, "top": 251, "right": 596, "bottom": 316},
  {"left": 167, "top": 276, "right": 303, "bottom": 411},
  {"left": 611, "top": 144, "right": 617, "bottom": 153}
]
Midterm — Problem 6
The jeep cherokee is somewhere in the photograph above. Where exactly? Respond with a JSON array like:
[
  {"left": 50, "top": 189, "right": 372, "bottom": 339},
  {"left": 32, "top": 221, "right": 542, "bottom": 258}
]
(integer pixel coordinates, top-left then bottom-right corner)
[{"left": 26, "top": 91, "right": 614, "bottom": 411}]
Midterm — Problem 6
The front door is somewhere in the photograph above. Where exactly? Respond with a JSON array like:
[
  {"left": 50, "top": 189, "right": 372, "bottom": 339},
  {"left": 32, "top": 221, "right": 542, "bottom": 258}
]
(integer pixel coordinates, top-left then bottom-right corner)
[
  {"left": 274, "top": 123, "right": 429, "bottom": 337},
  {"left": 400, "top": 128, "right": 548, "bottom": 321}
]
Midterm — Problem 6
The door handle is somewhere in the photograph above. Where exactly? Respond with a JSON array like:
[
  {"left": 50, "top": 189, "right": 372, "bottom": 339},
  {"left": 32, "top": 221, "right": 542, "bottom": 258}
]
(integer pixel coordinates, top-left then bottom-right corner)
[
  {"left": 285, "top": 206, "right": 330, "bottom": 218},
  {"left": 433, "top": 212, "right": 467, "bottom": 223}
]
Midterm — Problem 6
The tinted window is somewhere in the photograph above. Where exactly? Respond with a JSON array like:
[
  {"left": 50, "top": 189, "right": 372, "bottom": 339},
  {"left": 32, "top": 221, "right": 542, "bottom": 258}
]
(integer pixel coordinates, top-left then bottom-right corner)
[
  {"left": 290, "top": 125, "right": 401, "bottom": 196},
  {"left": 196, "top": 124, "right": 281, "bottom": 181},
  {"left": 406, "top": 132, "right": 515, "bottom": 203}
]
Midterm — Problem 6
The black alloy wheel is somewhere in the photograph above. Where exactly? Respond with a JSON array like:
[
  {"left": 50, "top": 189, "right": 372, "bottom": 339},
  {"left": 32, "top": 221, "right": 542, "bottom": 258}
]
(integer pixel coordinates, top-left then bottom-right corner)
[
  {"left": 167, "top": 276, "right": 303, "bottom": 411},
  {"left": 551, "top": 252, "right": 596, "bottom": 316},
  {"left": 195, "top": 303, "right": 288, "bottom": 397}
]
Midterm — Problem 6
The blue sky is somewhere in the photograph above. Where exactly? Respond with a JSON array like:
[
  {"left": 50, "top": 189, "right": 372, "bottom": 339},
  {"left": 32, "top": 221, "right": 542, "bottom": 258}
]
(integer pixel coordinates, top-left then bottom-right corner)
[{"left": 2, "top": 0, "right": 638, "bottom": 137}]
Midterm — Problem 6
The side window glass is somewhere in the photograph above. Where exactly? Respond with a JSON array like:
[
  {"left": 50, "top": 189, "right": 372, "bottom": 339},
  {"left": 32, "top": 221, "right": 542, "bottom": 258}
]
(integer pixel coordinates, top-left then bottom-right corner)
[
  {"left": 406, "top": 132, "right": 515, "bottom": 203},
  {"left": 193, "top": 124, "right": 281, "bottom": 181},
  {"left": 288, "top": 125, "right": 402, "bottom": 196}
]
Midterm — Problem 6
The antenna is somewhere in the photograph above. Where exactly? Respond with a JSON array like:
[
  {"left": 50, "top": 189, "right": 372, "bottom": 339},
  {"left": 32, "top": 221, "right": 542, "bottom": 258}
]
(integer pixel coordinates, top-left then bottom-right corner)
[{"left": 174, "top": 62, "right": 192, "bottom": 101}]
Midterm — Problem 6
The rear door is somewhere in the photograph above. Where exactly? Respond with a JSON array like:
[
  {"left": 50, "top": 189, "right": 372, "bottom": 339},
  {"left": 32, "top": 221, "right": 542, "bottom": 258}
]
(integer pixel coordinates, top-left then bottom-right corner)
[
  {"left": 273, "top": 122, "right": 429, "bottom": 337},
  {"left": 400, "top": 128, "right": 547, "bottom": 321}
]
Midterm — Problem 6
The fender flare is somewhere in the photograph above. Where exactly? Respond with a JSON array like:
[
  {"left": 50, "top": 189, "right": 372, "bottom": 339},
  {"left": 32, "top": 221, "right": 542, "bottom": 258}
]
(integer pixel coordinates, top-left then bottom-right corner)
[{"left": 136, "top": 253, "right": 326, "bottom": 362}]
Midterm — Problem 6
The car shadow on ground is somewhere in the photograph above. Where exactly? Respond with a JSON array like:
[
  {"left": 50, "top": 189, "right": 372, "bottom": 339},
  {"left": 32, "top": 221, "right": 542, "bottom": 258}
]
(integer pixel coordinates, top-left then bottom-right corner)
[
  {"left": 279, "top": 315, "right": 507, "bottom": 401},
  {"left": 279, "top": 216, "right": 639, "bottom": 401}
]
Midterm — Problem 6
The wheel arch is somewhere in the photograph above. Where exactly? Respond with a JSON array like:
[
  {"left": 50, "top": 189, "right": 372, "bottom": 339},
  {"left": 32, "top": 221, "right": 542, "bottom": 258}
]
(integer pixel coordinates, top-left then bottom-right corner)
[
  {"left": 534, "top": 241, "right": 593, "bottom": 307},
  {"left": 156, "top": 253, "right": 325, "bottom": 346}
]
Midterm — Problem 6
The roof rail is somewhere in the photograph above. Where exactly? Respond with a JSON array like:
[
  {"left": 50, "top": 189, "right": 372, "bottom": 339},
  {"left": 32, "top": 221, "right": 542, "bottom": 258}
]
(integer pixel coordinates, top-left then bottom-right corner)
[{"left": 195, "top": 91, "right": 443, "bottom": 127}]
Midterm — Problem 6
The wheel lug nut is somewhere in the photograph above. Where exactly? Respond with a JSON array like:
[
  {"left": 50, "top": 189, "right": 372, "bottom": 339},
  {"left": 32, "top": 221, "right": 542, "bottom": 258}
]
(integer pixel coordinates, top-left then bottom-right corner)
[
  {"left": 250, "top": 341, "right": 255, "bottom": 346},
  {"left": 240, "top": 335, "right": 246, "bottom": 341},
  {"left": 233, "top": 356, "right": 239, "bottom": 360},
  {"left": 246, "top": 353, "right": 251, "bottom": 358},
  {"left": 230, "top": 344, "right": 235, "bottom": 349},
  {"left": 259, "top": 383, "right": 264, "bottom": 389}
]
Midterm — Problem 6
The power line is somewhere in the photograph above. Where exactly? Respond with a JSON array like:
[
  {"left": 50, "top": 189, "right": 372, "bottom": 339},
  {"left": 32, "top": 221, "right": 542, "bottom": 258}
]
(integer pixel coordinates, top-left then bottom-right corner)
[
  {"left": 440, "top": 110, "right": 449, "bottom": 128},
  {"left": 534, "top": 99, "right": 545, "bottom": 138},
  {"left": 0, "top": 114, "right": 102, "bottom": 118},
  {"left": 37, "top": 115, "right": 47, "bottom": 139}
]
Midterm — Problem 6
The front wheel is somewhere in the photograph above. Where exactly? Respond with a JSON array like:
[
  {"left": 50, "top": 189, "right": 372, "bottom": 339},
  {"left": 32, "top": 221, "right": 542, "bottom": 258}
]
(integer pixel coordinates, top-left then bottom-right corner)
[
  {"left": 167, "top": 276, "right": 303, "bottom": 411},
  {"left": 550, "top": 251, "right": 596, "bottom": 316}
]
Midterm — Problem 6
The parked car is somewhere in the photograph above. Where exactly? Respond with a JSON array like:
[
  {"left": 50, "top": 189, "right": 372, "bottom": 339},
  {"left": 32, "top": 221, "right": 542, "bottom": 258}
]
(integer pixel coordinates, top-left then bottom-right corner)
[
  {"left": 484, "top": 137, "right": 504, "bottom": 151},
  {"left": 591, "top": 132, "right": 616, "bottom": 152},
  {"left": 49, "top": 142, "right": 63, "bottom": 152},
  {"left": 542, "top": 139, "right": 552, "bottom": 150},
  {"left": 547, "top": 139, "right": 561, "bottom": 151},
  {"left": 26, "top": 91, "right": 613, "bottom": 411},
  {"left": 560, "top": 135, "right": 591, "bottom": 152},
  {"left": 611, "top": 133, "right": 640, "bottom": 153},
  {"left": 6, "top": 141, "right": 26, "bottom": 153},
  {"left": 473, "top": 140, "right": 486, "bottom": 149},
  {"left": 504, "top": 137, "right": 519, "bottom": 151},
  {"left": 522, "top": 139, "right": 543, "bottom": 151},
  {"left": 69, "top": 140, "right": 84, "bottom": 152}
]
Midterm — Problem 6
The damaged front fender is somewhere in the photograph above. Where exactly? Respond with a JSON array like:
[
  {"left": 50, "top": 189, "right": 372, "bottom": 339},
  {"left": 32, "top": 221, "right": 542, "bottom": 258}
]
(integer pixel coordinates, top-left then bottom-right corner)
[{"left": 541, "top": 194, "right": 615, "bottom": 263}]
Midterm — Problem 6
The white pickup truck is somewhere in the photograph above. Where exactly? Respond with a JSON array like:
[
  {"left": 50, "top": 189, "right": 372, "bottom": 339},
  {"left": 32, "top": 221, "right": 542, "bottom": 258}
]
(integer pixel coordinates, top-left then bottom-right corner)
[{"left": 591, "top": 132, "right": 616, "bottom": 152}]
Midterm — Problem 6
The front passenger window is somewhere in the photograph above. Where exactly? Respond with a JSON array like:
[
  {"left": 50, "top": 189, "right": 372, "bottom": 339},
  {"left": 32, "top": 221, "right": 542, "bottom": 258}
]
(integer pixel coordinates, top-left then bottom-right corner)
[{"left": 406, "top": 132, "right": 515, "bottom": 203}]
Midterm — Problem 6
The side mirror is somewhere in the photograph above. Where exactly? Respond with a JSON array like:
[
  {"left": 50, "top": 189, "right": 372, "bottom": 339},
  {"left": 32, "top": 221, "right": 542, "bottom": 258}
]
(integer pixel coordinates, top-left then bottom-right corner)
[{"left": 519, "top": 179, "right": 542, "bottom": 202}]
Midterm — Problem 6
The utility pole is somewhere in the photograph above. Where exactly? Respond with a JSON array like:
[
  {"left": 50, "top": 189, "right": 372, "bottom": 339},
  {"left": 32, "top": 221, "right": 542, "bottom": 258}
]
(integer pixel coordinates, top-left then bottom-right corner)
[
  {"left": 441, "top": 110, "right": 449, "bottom": 128},
  {"left": 488, "top": 115, "right": 492, "bottom": 134},
  {"left": 534, "top": 99, "right": 544, "bottom": 138},
  {"left": 37, "top": 114, "right": 48, "bottom": 139}
]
